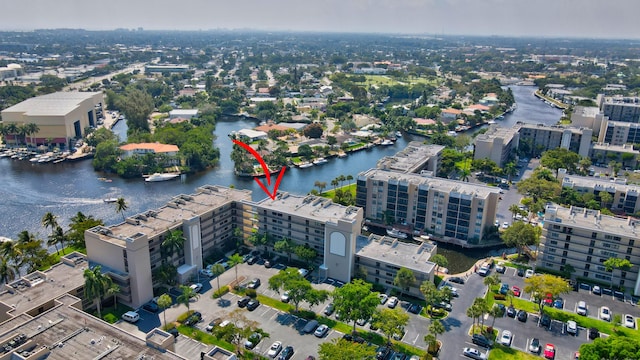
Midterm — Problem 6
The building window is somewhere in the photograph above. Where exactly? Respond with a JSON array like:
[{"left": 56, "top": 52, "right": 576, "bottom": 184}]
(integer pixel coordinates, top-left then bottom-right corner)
[
  {"left": 376, "top": 262, "right": 380, "bottom": 267},
  {"left": 583, "top": 271, "right": 589, "bottom": 277},
  {"left": 591, "top": 232, "right": 597, "bottom": 239}
]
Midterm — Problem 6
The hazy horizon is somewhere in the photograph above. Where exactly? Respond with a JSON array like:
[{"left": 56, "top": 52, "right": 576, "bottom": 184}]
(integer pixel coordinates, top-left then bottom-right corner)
[{"left": 2, "top": 0, "right": 639, "bottom": 40}]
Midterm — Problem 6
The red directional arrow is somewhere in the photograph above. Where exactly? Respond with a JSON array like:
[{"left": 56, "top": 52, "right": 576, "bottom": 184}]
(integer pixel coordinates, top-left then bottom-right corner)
[{"left": 232, "top": 139, "right": 286, "bottom": 200}]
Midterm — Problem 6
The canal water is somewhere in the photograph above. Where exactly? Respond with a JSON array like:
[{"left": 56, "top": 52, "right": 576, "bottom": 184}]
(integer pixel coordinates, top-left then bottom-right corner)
[{"left": 0, "top": 86, "right": 561, "bottom": 273}]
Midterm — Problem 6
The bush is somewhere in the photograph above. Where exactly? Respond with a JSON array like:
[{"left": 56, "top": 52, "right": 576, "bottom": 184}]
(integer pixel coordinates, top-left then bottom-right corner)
[
  {"left": 245, "top": 289, "right": 257, "bottom": 298},
  {"left": 212, "top": 286, "right": 230, "bottom": 299},
  {"left": 177, "top": 310, "right": 194, "bottom": 323},
  {"left": 493, "top": 294, "right": 506, "bottom": 300},
  {"left": 103, "top": 313, "right": 118, "bottom": 324}
]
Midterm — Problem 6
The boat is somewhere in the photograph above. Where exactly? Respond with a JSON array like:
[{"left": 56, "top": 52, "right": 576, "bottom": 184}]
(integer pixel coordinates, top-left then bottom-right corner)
[
  {"left": 103, "top": 198, "right": 118, "bottom": 203},
  {"left": 395, "top": 131, "right": 402, "bottom": 137},
  {"left": 381, "top": 139, "right": 394, "bottom": 146},
  {"left": 144, "top": 173, "right": 180, "bottom": 182},
  {"left": 313, "top": 158, "right": 328, "bottom": 165},
  {"left": 386, "top": 228, "right": 408, "bottom": 239},
  {"left": 298, "top": 162, "right": 314, "bottom": 169}
]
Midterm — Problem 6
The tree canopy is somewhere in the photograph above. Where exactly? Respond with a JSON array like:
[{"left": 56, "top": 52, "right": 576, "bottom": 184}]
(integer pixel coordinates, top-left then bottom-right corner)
[
  {"left": 332, "top": 279, "right": 380, "bottom": 333},
  {"left": 578, "top": 336, "right": 640, "bottom": 360},
  {"left": 523, "top": 274, "right": 571, "bottom": 313},
  {"left": 318, "top": 338, "right": 376, "bottom": 360},
  {"left": 501, "top": 221, "right": 541, "bottom": 258}
]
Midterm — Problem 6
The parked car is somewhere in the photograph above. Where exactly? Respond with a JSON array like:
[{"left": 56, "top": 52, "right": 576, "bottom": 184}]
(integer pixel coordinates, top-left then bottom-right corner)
[
  {"left": 184, "top": 311, "right": 202, "bottom": 326},
  {"left": 167, "top": 327, "right": 179, "bottom": 338},
  {"left": 142, "top": 302, "right": 159, "bottom": 313},
  {"left": 314, "top": 324, "right": 329, "bottom": 338},
  {"left": 246, "top": 299, "right": 260, "bottom": 311},
  {"left": 246, "top": 256, "right": 257, "bottom": 265},
  {"left": 517, "top": 310, "right": 528, "bottom": 322},
  {"left": 477, "top": 266, "right": 490, "bottom": 277},
  {"left": 566, "top": 320, "right": 577, "bottom": 335},
  {"left": 303, "top": 320, "right": 319, "bottom": 334},
  {"left": 122, "top": 311, "right": 140, "bottom": 323},
  {"left": 592, "top": 285, "right": 601, "bottom": 295},
  {"left": 199, "top": 268, "right": 214, "bottom": 277},
  {"left": 267, "top": 341, "right": 282, "bottom": 358},
  {"left": 387, "top": 296, "right": 399, "bottom": 308},
  {"left": 525, "top": 269, "right": 535, "bottom": 278},
  {"left": 408, "top": 304, "right": 421, "bottom": 314},
  {"left": 471, "top": 334, "right": 494, "bottom": 348},
  {"left": 599, "top": 306, "right": 611, "bottom": 321},
  {"left": 494, "top": 303, "right": 505, "bottom": 316},
  {"left": 434, "top": 301, "right": 452, "bottom": 311},
  {"left": 529, "top": 338, "right": 541, "bottom": 354},
  {"left": 495, "top": 262, "right": 506, "bottom": 274},
  {"left": 543, "top": 343, "right": 556, "bottom": 359},
  {"left": 553, "top": 298, "right": 564, "bottom": 309},
  {"left": 205, "top": 318, "right": 222, "bottom": 332},
  {"left": 512, "top": 286, "right": 521, "bottom": 297},
  {"left": 244, "top": 332, "right": 262, "bottom": 349},
  {"left": 449, "top": 276, "right": 465, "bottom": 284},
  {"left": 190, "top": 283, "right": 203, "bottom": 293},
  {"left": 517, "top": 268, "right": 525, "bottom": 277},
  {"left": 247, "top": 278, "right": 261, "bottom": 289},
  {"left": 238, "top": 296, "right": 251, "bottom": 308},
  {"left": 506, "top": 306, "right": 517, "bottom": 318},
  {"left": 499, "top": 283, "right": 509, "bottom": 295},
  {"left": 625, "top": 314, "right": 636, "bottom": 329},
  {"left": 264, "top": 260, "right": 272, "bottom": 268},
  {"left": 343, "top": 333, "right": 365, "bottom": 344},
  {"left": 577, "top": 301, "right": 588, "bottom": 316},
  {"left": 298, "top": 268, "right": 309, "bottom": 277},
  {"left": 390, "top": 352, "right": 407, "bottom": 360},
  {"left": 540, "top": 314, "right": 551, "bottom": 328},
  {"left": 379, "top": 294, "right": 388, "bottom": 304},
  {"left": 323, "top": 303, "right": 334, "bottom": 316},
  {"left": 280, "top": 291, "right": 290, "bottom": 303},
  {"left": 543, "top": 294, "right": 553, "bottom": 306},
  {"left": 588, "top": 327, "right": 600, "bottom": 340},
  {"left": 356, "top": 318, "right": 368, "bottom": 326},
  {"left": 499, "top": 330, "right": 512, "bottom": 346},
  {"left": 278, "top": 346, "right": 294, "bottom": 360},
  {"left": 375, "top": 345, "right": 391, "bottom": 360},
  {"left": 463, "top": 347, "right": 486, "bottom": 360}
]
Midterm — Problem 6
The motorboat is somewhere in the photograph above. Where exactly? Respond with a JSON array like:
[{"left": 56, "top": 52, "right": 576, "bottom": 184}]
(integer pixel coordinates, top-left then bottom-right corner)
[
  {"left": 313, "top": 158, "right": 328, "bottom": 165},
  {"left": 386, "top": 228, "right": 408, "bottom": 239},
  {"left": 381, "top": 139, "right": 394, "bottom": 146},
  {"left": 395, "top": 131, "right": 402, "bottom": 137},
  {"left": 298, "top": 162, "right": 314, "bottom": 169},
  {"left": 103, "top": 198, "right": 118, "bottom": 203},
  {"left": 144, "top": 173, "right": 180, "bottom": 182}
]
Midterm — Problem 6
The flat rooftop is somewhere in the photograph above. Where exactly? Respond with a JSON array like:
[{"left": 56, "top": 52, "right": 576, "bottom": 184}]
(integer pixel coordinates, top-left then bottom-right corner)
[
  {"left": 88, "top": 185, "right": 252, "bottom": 247},
  {"left": 517, "top": 122, "right": 588, "bottom": 135},
  {"left": 591, "top": 143, "right": 640, "bottom": 154},
  {"left": 252, "top": 192, "right": 361, "bottom": 224},
  {"left": 0, "top": 294, "right": 186, "bottom": 360},
  {"left": 562, "top": 174, "right": 639, "bottom": 193},
  {"left": 475, "top": 125, "right": 518, "bottom": 143},
  {"left": 376, "top": 141, "right": 444, "bottom": 174},
  {"left": 356, "top": 234, "right": 436, "bottom": 274},
  {"left": 574, "top": 106, "right": 600, "bottom": 117},
  {"left": 1, "top": 92, "right": 102, "bottom": 116},
  {"left": 546, "top": 205, "right": 640, "bottom": 238},
  {"left": 0, "top": 253, "right": 87, "bottom": 317},
  {"left": 359, "top": 169, "right": 500, "bottom": 199}
]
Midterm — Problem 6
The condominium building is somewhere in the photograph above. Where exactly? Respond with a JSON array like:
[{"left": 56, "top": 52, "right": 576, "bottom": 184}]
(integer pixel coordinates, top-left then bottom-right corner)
[
  {"left": 376, "top": 141, "right": 444, "bottom": 175},
  {"left": 561, "top": 174, "right": 640, "bottom": 214},
  {"left": 538, "top": 205, "right": 640, "bottom": 296},
  {"left": 355, "top": 234, "right": 436, "bottom": 299},
  {"left": 571, "top": 106, "right": 607, "bottom": 136},
  {"left": 590, "top": 143, "right": 640, "bottom": 169},
  {"left": 473, "top": 125, "right": 519, "bottom": 167},
  {"left": 598, "top": 94, "right": 640, "bottom": 123},
  {"left": 356, "top": 169, "right": 500, "bottom": 245},
  {"left": 600, "top": 121, "right": 640, "bottom": 146},
  {"left": 516, "top": 123, "right": 592, "bottom": 158},
  {"left": 85, "top": 185, "right": 251, "bottom": 308},
  {"left": 249, "top": 192, "right": 363, "bottom": 283}
]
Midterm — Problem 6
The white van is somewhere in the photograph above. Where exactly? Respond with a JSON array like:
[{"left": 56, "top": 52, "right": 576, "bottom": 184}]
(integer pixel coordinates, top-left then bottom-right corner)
[{"left": 122, "top": 311, "right": 140, "bottom": 323}]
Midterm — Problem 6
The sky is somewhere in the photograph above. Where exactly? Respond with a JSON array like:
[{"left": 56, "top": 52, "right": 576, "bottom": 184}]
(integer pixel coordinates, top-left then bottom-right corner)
[{"left": 3, "top": 0, "right": 639, "bottom": 39}]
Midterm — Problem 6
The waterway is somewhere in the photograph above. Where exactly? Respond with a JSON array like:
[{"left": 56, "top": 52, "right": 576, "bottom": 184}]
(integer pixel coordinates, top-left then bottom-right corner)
[{"left": 0, "top": 85, "right": 562, "bottom": 274}]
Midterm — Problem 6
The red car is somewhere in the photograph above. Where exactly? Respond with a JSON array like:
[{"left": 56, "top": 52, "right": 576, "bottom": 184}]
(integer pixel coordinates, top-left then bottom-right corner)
[
  {"left": 544, "top": 343, "right": 556, "bottom": 359},
  {"left": 512, "top": 286, "right": 521, "bottom": 297},
  {"left": 544, "top": 293, "right": 553, "bottom": 306}
]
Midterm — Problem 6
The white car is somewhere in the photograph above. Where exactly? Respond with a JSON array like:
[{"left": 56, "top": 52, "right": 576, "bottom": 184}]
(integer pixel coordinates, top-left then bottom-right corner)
[
  {"left": 379, "top": 294, "right": 388, "bottom": 304},
  {"left": 267, "top": 341, "right": 282, "bottom": 358},
  {"left": 314, "top": 324, "right": 329, "bottom": 338},
  {"left": 525, "top": 269, "right": 535, "bottom": 278},
  {"left": 502, "top": 222, "right": 509, "bottom": 229},
  {"left": 190, "top": 283, "right": 203, "bottom": 293},
  {"left": 463, "top": 347, "right": 486, "bottom": 360},
  {"left": 499, "top": 330, "right": 512, "bottom": 346},
  {"left": 566, "top": 320, "right": 577, "bottom": 335},
  {"left": 600, "top": 306, "right": 611, "bottom": 321},
  {"left": 624, "top": 314, "right": 636, "bottom": 329},
  {"left": 477, "top": 266, "right": 490, "bottom": 276},
  {"left": 298, "top": 268, "right": 309, "bottom": 277},
  {"left": 387, "top": 296, "right": 399, "bottom": 308},
  {"left": 576, "top": 301, "right": 587, "bottom": 316},
  {"left": 280, "top": 291, "right": 290, "bottom": 303}
]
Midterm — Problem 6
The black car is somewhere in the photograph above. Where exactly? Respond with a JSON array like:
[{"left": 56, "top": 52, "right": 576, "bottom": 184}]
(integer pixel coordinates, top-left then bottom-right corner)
[
  {"left": 517, "top": 268, "right": 525, "bottom": 277},
  {"left": 471, "top": 334, "right": 494, "bottom": 348},
  {"left": 343, "top": 333, "right": 365, "bottom": 343},
  {"left": 495, "top": 303, "right": 506, "bottom": 316},
  {"left": 247, "top": 256, "right": 257, "bottom": 265},
  {"left": 375, "top": 345, "right": 391, "bottom": 360},
  {"left": 517, "top": 310, "right": 528, "bottom": 322},
  {"left": 589, "top": 327, "right": 600, "bottom": 340},
  {"left": 449, "top": 276, "right": 465, "bottom": 284},
  {"left": 540, "top": 314, "right": 551, "bottom": 328},
  {"left": 246, "top": 299, "right": 260, "bottom": 311},
  {"left": 408, "top": 304, "right": 421, "bottom": 314},
  {"left": 247, "top": 278, "right": 261, "bottom": 289},
  {"left": 238, "top": 296, "right": 251, "bottom": 308},
  {"left": 167, "top": 327, "right": 179, "bottom": 338},
  {"left": 278, "top": 345, "right": 294, "bottom": 360},
  {"left": 142, "top": 302, "right": 159, "bottom": 313},
  {"left": 184, "top": 311, "right": 202, "bottom": 326},
  {"left": 506, "top": 306, "right": 517, "bottom": 318}
]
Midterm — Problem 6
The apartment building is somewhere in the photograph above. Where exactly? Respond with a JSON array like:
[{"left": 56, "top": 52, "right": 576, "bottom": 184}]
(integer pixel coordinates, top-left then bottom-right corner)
[
  {"left": 356, "top": 169, "right": 500, "bottom": 245},
  {"left": 355, "top": 234, "right": 436, "bottom": 299},
  {"left": 473, "top": 125, "right": 519, "bottom": 167},
  {"left": 600, "top": 121, "right": 640, "bottom": 146},
  {"left": 376, "top": 141, "right": 444, "bottom": 175},
  {"left": 85, "top": 185, "right": 251, "bottom": 308},
  {"left": 571, "top": 106, "right": 607, "bottom": 137},
  {"left": 249, "top": 192, "right": 363, "bottom": 283},
  {"left": 598, "top": 95, "right": 640, "bottom": 123},
  {"left": 538, "top": 205, "right": 640, "bottom": 295},
  {"left": 516, "top": 123, "right": 592, "bottom": 158},
  {"left": 561, "top": 175, "right": 640, "bottom": 214},
  {"left": 590, "top": 143, "right": 640, "bottom": 169}
]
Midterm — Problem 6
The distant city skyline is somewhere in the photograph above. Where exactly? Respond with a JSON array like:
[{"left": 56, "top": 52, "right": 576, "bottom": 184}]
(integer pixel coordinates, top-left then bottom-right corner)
[{"left": 2, "top": 0, "right": 639, "bottom": 39}]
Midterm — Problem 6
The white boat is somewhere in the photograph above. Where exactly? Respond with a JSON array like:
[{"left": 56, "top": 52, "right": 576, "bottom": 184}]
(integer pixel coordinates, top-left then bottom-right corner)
[
  {"left": 298, "top": 162, "right": 314, "bottom": 169},
  {"left": 381, "top": 139, "right": 394, "bottom": 146},
  {"left": 395, "top": 131, "right": 402, "bottom": 137},
  {"left": 144, "top": 173, "right": 180, "bottom": 182},
  {"left": 386, "top": 228, "right": 408, "bottom": 239},
  {"left": 313, "top": 158, "right": 328, "bottom": 165},
  {"left": 103, "top": 198, "right": 118, "bottom": 203}
]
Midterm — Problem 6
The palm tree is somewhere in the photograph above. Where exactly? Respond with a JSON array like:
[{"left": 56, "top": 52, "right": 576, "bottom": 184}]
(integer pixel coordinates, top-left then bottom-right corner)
[
  {"left": 424, "top": 334, "right": 437, "bottom": 354},
  {"left": 508, "top": 204, "right": 520, "bottom": 220},
  {"left": 177, "top": 284, "right": 197, "bottom": 313},
  {"left": 41, "top": 212, "right": 58, "bottom": 245},
  {"left": 211, "top": 263, "right": 226, "bottom": 293},
  {"left": 459, "top": 168, "right": 470, "bottom": 182},
  {"left": 25, "top": 123, "right": 39, "bottom": 147},
  {"left": 0, "top": 241, "right": 22, "bottom": 276},
  {"left": 5, "top": 123, "right": 18, "bottom": 145},
  {"left": 47, "top": 226, "right": 66, "bottom": 255},
  {"left": 483, "top": 273, "right": 501, "bottom": 289},
  {"left": 228, "top": 253, "right": 243, "bottom": 287},
  {"left": 161, "top": 229, "right": 185, "bottom": 262},
  {"left": 115, "top": 197, "right": 128, "bottom": 221},
  {"left": 157, "top": 294, "right": 173, "bottom": 328},
  {"left": 466, "top": 304, "right": 482, "bottom": 333},
  {"left": 0, "top": 257, "right": 17, "bottom": 284},
  {"left": 488, "top": 304, "right": 503, "bottom": 328},
  {"left": 106, "top": 282, "right": 120, "bottom": 309},
  {"left": 428, "top": 320, "right": 445, "bottom": 352},
  {"left": 83, "top": 265, "right": 111, "bottom": 318},
  {"left": 330, "top": 179, "right": 339, "bottom": 192}
]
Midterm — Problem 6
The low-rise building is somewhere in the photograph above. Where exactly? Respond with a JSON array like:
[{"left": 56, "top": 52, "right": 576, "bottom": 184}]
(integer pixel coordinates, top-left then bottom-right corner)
[
  {"left": 376, "top": 141, "right": 444, "bottom": 175},
  {"left": 561, "top": 174, "right": 640, "bottom": 214},
  {"left": 571, "top": 106, "right": 607, "bottom": 137},
  {"left": 590, "top": 143, "right": 639, "bottom": 169},
  {"left": 538, "top": 205, "right": 640, "bottom": 295},
  {"left": 516, "top": 123, "right": 592, "bottom": 158},
  {"left": 598, "top": 94, "right": 640, "bottom": 123},
  {"left": 473, "top": 125, "right": 519, "bottom": 167},
  {"left": 355, "top": 234, "right": 436, "bottom": 298},
  {"left": 169, "top": 109, "right": 199, "bottom": 120}
]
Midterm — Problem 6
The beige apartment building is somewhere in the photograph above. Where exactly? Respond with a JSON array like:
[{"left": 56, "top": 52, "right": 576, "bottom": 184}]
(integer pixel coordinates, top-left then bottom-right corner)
[
  {"left": 249, "top": 192, "right": 363, "bottom": 283},
  {"left": 516, "top": 123, "right": 592, "bottom": 158},
  {"left": 376, "top": 141, "right": 444, "bottom": 175},
  {"left": 561, "top": 174, "right": 640, "bottom": 215},
  {"left": 85, "top": 185, "right": 251, "bottom": 308},
  {"left": 538, "top": 205, "right": 640, "bottom": 295},
  {"left": 473, "top": 125, "right": 519, "bottom": 167},
  {"left": 356, "top": 169, "right": 500, "bottom": 245},
  {"left": 355, "top": 234, "right": 436, "bottom": 298}
]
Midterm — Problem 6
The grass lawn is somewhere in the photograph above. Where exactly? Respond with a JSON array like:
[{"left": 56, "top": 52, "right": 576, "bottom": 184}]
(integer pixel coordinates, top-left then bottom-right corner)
[
  {"left": 176, "top": 325, "right": 235, "bottom": 351},
  {"left": 322, "top": 183, "right": 356, "bottom": 198},
  {"left": 488, "top": 344, "right": 540, "bottom": 360},
  {"left": 40, "top": 244, "right": 86, "bottom": 271},
  {"left": 93, "top": 303, "right": 132, "bottom": 324}
]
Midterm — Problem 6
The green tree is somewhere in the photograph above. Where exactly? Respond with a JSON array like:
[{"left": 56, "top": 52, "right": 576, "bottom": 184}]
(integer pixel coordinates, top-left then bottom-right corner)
[
  {"left": 333, "top": 279, "right": 380, "bottom": 333},
  {"left": 428, "top": 319, "right": 445, "bottom": 350},
  {"left": 294, "top": 245, "right": 317, "bottom": 268},
  {"left": 115, "top": 197, "right": 128, "bottom": 221},
  {"left": 177, "top": 284, "right": 197, "bottom": 313},
  {"left": 599, "top": 191, "right": 613, "bottom": 209},
  {"left": 211, "top": 263, "right": 225, "bottom": 293},
  {"left": 488, "top": 304, "right": 503, "bottom": 328},
  {"left": 228, "top": 253, "right": 243, "bottom": 287},
  {"left": 83, "top": 265, "right": 112, "bottom": 319},
  {"left": 118, "top": 88, "right": 154, "bottom": 133},
  {"left": 0, "top": 257, "right": 17, "bottom": 285},
  {"left": 371, "top": 308, "right": 410, "bottom": 344},
  {"left": 501, "top": 221, "right": 541, "bottom": 258},
  {"left": 483, "top": 273, "right": 501, "bottom": 288},
  {"left": 161, "top": 229, "right": 185, "bottom": 261},
  {"left": 41, "top": 212, "right": 58, "bottom": 252},
  {"left": 47, "top": 226, "right": 66, "bottom": 255},
  {"left": 466, "top": 302, "right": 483, "bottom": 334},
  {"left": 420, "top": 281, "right": 443, "bottom": 315},
  {"left": 157, "top": 293, "right": 173, "bottom": 328},
  {"left": 578, "top": 335, "right": 640, "bottom": 360},
  {"left": 430, "top": 254, "right": 448, "bottom": 275},
  {"left": 318, "top": 338, "right": 376, "bottom": 360},
  {"left": 274, "top": 238, "right": 295, "bottom": 264},
  {"left": 393, "top": 267, "right": 416, "bottom": 298},
  {"left": 106, "top": 282, "right": 120, "bottom": 309},
  {"left": 269, "top": 268, "right": 328, "bottom": 312},
  {"left": 603, "top": 258, "right": 633, "bottom": 290},
  {"left": 540, "top": 148, "right": 581, "bottom": 174},
  {"left": 523, "top": 274, "right": 572, "bottom": 313}
]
